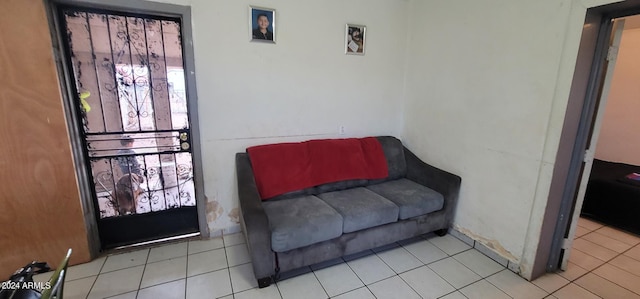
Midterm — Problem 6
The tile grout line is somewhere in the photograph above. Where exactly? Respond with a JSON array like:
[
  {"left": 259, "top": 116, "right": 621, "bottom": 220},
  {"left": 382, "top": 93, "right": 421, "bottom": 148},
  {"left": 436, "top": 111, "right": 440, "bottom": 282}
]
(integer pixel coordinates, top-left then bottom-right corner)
[
  {"left": 419, "top": 237, "right": 505, "bottom": 292},
  {"left": 557, "top": 225, "right": 638, "bottom": 298},
  {"left": 339, "top": 256, "right": 370, "bottom": 295},
  {"left": 582, "top": 240, "right": 640, "bottom": 297},
  {"left": 85, "top": 256, "right": 108, "bottom": 298},
  {"left": 439, "top": 290, "right": 470, "bottom": 299},
  {"left": 395, "top": 268, "right": 434, "bottom": 298},
  {"left": 307, "top": 269, "right": 330, "bottom": 298},
  {"left": 223, "top": 242, "right": 235, "bottom": 296},
  {"left": 347, "top": 240, "right": 463, "bottom": 298},
  {"left": 547, "top": 224, "right": 601, "bottom": 298},
  {"left": 482, "top": 273, "right": 529, "bottom": 299},
  {"left": 593, "top": 225, "right": 640, "bottom": 247},
  {"left": 373, "top": 242, "right": 422, "bottom": 275},
  {"left": 549, "top": 281, "right": 599, "bottom": 299},
  {"left": 401, "top": 236, "right": 489, "bottom": 296},
  {"left": 134, "top": 249, "right": 151, "bottom": 299}
]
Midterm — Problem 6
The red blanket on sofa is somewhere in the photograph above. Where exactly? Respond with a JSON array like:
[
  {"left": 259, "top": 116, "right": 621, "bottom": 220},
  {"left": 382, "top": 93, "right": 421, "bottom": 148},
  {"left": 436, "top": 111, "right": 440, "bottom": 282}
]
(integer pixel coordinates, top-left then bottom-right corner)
[{"left": 247, "top": 137, "right": 388, "bottom": 199}]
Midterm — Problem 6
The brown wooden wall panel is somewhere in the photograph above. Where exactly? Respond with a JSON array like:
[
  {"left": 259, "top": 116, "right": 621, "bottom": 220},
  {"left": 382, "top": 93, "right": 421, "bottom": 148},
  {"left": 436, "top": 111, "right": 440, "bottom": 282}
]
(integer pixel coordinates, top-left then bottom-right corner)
[{"left": 0, "top": 0, "right": 90, "bottom": 272}]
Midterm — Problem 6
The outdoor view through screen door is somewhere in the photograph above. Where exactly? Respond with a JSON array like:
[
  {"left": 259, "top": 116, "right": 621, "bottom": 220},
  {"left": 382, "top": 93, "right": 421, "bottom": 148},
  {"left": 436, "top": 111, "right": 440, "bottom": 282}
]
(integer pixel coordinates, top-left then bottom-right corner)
[{"left": 58, "top": 6, "right": 199, "bottom": 249}]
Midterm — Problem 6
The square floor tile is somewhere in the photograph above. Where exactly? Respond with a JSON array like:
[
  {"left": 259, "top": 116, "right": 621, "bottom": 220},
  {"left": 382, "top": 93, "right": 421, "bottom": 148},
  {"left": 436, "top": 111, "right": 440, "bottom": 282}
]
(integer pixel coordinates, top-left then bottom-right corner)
[
  {"left": 226, "top": 244, "right": 251, "bottom": 267},
  {"left": 440, "top": 291, "right": 468, "bottom": 299},
  {"left": 332, "top": 287, "right": 376, "bottom": 299},
  {"left": 400, "top": 265, "right": 455, "bottom": 299},
  {"left": 88, "top": 265, "right": 145, "bottom": 299},
  {"left": 610, "top": 254, "right": 640, "bottom": 277},
  {"left": 459, "top": 279, "right": 510, "bottom": 299},
  {"left": 138, "top": 279, "right": 185, "bottom": 299},
  {"left": 453, "top": 249, "right": 504, "bottom": 277},
  {"left": 571, "top": 238, "right": 617, "bottom": 261},
  {"left": 65, "top": 257, "right": 106, "bottom": 281},
  {"left": 428, "top": 257, "right": 481, "bottom": 288},
  {"left": 575, "top": 272, "right": 640, "bottom": 299},
  {"left": 595, "top": 226, "right": 640, "bottom": 245},
  {"left": 428, "top": 235, "right": 472, "bottom": 256},
  {"left": 277, "top": 272, "right": 327, "bottom": 299},
  {"left": 486, "top": 270, "right": 547, "bottom": 299},
  {"left": 186, "top": 269, "right": 232, "bottom": 299},
  {"left": 140, "top": 256, "right": 187, "bottom": 288},
  {"left": 223, "top": 233, "right": 246, "bottom": 247},
  {"left": 375, "top": 246, "right": 423, "bottom": 273},
  {"left": 532, "top": 273, "right": 569, "bottom": 293},
  {"left": 346, "top": 253, "right": 395, "bottom": 285},
  {"left": 402, "top": 239, "right": 449, "bottom": 264},
  {"left": 188, "top": 238, "right": 224, "bottom": 255},
  {"left": 314, "top": 263, "right": 363, "bottom": 297},
  {"left": 557, "top": 262, "right": 588, "bottom": 281},
  {"left": 568, "top": 249, "right": 605, "bottom": 271},
  {"left": 553, "top": 283, "right": 600, "bottom": 299},
  {"left": 234, "top": 286, "right": 282, "bottom": 299},
  {"left": 625, "top": 245, "right": 640, "bottom": 261},
  {"left": 106, "top": 291, "right": 137, "bottom": 299},
  {"left": 577, "top": 218, "right": 604, "bottom": 231},
  {"left": 593, "top": 263, "right": 640, "bottom": 294},
  {"left": 187, "top": 248, "right": 227, "bottom": 277},
  {"left": 368, "top": 276, "right": 420, "bottom": 299},
  {"left": 582, "top": 231, "right": 632, "bottom": 253},
  {"left": 63, "top": 275, "right": 96, "bottom": 299},
  {"left": 148, "top": 242, "right": 188, "bottom": 263},
  {"left": 229, "top": 263, "right": 258, "bottom": 293},
  {"left": 101, "top": 249, "right": 149, "bottom": 273}
]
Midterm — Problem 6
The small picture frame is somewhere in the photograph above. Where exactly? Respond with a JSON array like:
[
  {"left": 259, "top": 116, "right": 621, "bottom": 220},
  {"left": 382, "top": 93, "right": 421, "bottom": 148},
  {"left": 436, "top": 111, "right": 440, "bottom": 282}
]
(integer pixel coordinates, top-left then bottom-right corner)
[
  {"left": 250, "top": 6, "right": 276, "bottom": 43},
  {"left": 345, "top": 24, "right": 366, "bottom": 55}
]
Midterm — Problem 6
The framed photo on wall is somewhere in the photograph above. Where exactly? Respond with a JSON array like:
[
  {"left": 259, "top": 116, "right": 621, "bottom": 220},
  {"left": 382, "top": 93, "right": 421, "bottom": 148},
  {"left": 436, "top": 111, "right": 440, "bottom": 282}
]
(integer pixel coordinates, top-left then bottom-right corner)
[
  {"left": 345, "top": 24, "right": 366, "bottom": 55},
  {"left": 250, "top": 6, "right": 276, "bottom": 43}
]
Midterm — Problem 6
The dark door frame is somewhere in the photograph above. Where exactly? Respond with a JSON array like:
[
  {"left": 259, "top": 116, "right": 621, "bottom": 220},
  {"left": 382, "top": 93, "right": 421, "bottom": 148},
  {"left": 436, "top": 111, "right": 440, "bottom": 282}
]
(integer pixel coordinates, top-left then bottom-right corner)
[
  {"left": 45, "top": 0, "right": 208, "bottom": 256},
  {"left": 533, "top": 0, "right": 640, "bottom": 279}
]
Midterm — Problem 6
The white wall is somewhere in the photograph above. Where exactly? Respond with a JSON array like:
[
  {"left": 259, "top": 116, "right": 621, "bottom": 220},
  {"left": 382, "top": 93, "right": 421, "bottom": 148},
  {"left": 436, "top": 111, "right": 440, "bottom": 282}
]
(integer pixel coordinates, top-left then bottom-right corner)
[
  {"left": 152, "top": 0, "right": 409, "bottom": 234},
  {"left": 402, "top": 0, "right": 619, "bottom": 278},
  {"left": 595, "top": 27, "right": 640, "bottom": 166},
  {"left": 148, "top": 0, "right": 627, "bottom": 279}
]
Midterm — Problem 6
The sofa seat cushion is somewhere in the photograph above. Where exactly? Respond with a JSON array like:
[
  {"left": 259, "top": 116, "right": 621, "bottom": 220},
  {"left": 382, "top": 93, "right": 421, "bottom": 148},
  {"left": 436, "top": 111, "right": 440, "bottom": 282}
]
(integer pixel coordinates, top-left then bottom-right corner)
[
  {"left": 318, "top": 187, "right": 399, "bottom": 233},
  {"left": 367, "top": 178, "right": 444, "bottom": 220},
  {"left": 263, "top": 195, "right": 344, "bottom": 252}
]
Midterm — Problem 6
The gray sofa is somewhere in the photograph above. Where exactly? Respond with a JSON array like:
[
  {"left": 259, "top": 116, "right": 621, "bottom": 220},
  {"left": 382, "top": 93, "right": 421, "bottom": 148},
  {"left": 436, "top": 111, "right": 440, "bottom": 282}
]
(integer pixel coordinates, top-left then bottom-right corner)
[{"left": 236, "top": 136, "right": 461, "bottom": 288}]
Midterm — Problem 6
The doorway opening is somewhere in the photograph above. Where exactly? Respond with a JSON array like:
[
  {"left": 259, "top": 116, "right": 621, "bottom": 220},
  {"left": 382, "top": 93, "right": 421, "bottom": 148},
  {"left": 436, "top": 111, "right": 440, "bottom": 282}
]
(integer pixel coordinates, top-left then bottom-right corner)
[
  {"left": 541, "top": 1, "right": 640, "bottom": 281},
  {"left": 49, "top": 1, "right": 207, "bottom": 251}
]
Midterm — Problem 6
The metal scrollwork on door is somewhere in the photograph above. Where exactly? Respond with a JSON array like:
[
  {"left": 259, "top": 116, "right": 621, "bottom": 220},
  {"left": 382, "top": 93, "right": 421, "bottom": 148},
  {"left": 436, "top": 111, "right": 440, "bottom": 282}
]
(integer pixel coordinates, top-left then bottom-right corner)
[{"left": 63, "top": 8, "right": 196, "bottom": 218}]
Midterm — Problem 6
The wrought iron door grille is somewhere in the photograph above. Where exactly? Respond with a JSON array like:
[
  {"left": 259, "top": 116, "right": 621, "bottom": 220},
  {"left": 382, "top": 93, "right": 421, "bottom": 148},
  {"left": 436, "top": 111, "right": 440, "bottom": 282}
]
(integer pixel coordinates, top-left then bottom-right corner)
[{"left": 61, "top": 7, "right": 196, "bottom": 219}]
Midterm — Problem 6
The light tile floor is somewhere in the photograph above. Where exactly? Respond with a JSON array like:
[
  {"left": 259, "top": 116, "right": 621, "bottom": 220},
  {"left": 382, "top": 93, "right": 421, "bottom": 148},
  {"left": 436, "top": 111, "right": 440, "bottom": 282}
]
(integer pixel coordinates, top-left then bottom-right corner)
[{"left": 33, "top": 217, "right": 640, "bottom": 298}]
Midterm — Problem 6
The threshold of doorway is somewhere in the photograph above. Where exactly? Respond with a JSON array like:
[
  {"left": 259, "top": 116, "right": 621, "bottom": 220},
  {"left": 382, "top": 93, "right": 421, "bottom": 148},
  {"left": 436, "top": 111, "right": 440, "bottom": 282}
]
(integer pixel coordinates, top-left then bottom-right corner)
[{"left": 102, "top": 232, "right": 201, "bottom": 255}]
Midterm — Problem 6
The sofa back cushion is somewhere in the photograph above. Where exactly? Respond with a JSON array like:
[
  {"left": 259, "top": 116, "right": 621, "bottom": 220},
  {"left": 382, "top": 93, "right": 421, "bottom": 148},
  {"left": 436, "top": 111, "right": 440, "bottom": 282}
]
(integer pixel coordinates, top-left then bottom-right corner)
[{"left": 374, "top": 136, "right": 407, "bottom": 181}]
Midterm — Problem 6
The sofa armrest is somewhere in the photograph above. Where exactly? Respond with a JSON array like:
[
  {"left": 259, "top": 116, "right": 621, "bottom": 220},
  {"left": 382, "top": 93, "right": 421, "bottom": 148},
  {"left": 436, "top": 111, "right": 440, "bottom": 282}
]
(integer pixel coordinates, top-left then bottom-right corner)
[
  {"left": 236, "top": 153, "right": 275, "bottom": 282},
  {"left": 403, "top": 147, "right": 461, "bottom": 225}
]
